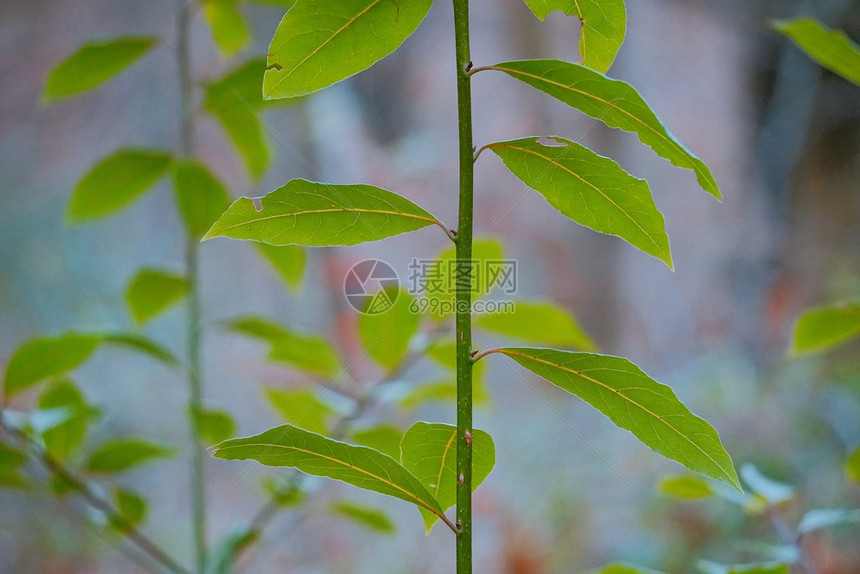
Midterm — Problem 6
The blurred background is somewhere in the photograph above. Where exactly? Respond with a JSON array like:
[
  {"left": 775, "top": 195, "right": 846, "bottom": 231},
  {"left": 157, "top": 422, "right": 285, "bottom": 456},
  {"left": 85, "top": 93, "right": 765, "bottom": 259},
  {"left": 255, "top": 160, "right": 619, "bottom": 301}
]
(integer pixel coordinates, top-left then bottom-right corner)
[{"left": 1, "top": 0, "right": 859, "bottom": 572}]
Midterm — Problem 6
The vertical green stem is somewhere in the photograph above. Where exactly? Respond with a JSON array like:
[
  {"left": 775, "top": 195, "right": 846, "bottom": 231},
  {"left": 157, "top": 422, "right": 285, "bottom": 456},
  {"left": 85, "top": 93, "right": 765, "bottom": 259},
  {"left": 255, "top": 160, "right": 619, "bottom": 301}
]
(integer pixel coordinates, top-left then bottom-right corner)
[
  {"left": 177, "top": 2, "right": 206, "bottom": 573},
  {"left": 452, "top": 0, "right": 474, "bottom": 572}
]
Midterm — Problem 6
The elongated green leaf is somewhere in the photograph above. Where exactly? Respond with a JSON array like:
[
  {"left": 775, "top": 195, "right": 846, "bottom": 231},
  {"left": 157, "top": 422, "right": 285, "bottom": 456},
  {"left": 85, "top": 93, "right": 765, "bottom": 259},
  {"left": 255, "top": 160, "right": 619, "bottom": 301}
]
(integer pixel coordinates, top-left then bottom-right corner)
[
  {"left": 588, "top": 564, "right": 667, "bottom": 574},
  {"left": 111, "top": 488, "right": 148, "bottom": 531},
  {"left": 791, "top": 304, "right": 860, "bottom": 355},
  {"left": 657, "top": 474, "right": 714, "bottom": 500},
  {"left": 226, "top": 316, "right": 344, "bottom": 378},
  {"left": 0, "top": 443, "right": 27, "bottom": 470},
  {"left": 255, "top": 243, "right": 306, "bottom": 290},
  {"left": 101, "top": 333, "right": 179, "bottom": 366},
  {"left": 495, "top": 347, "right": 740, "bottom": 490},
  {"left": 213, "top": 425, "right": 448, "bottom": 522},
  {"left": 264, "top": 0, "right": 433, "bottom": 99},
  {"left": 847, "top": 448, "right": 860, "bottom": 483},
  {"left": 359, "top": 288, "right": 420, "bottom": 369},
  {"left": 203, "top": 0, "right": 250, "bottom": 57},
  {"left": 476, "top": 300, "right": 595, "bottom": 350},
  {"left": 86, "top": 439, "right": 172, "bottom": 473},
  {"left": 269, "top": 335, "right": 342, "bottom": 379},
  {"left": 0, "top": 470, "right": 29, "bottom": 490},
  {"left": 38, "top": 380, "right": 95, "bottom": 460},
  {"left": 172, "top": 160, "right": 232, "bottom": 238},
  {"left": 522, "top": 0, "right": 626, "bottom": 73},
  {"left": 489, "top": 137, "right": 671, "bottom": 266},
  {"left": 400, "top": 422, "right": 495, "bottom": 531},
  {"left": 204, "top": 60, "right": 272, "bottom": 178},
  {"left": 68, "top": 149, "right": 172, "bottom": 223},
  {"left": 265, "top": 388, "right": 336, "bottom": 435},
  {"left": 43, "top": 37, "right": 155, "bottom": 102},
  {"left": 349, "top": 425, "right": 403, "bottom": 460},
  {"left": 331, "top": 500, "right": 395, "bottom": 534},
  {"left": 489, "top": 60, "right": 720, "bottom": 198},
  {"left": 125, "top": 269, "right": 189, "bottom": 326},
  {"left": 4, "top": 333, "right": 101, "bottom": 397},
  {"left": 193, "top": 409, "right": 236, "bottom": 445},
  {"left": 773, "top": 19, "right": 860, "bottom": 86},
  {"left": 204, "top": 179, "right": 443, "bottom": 246}
]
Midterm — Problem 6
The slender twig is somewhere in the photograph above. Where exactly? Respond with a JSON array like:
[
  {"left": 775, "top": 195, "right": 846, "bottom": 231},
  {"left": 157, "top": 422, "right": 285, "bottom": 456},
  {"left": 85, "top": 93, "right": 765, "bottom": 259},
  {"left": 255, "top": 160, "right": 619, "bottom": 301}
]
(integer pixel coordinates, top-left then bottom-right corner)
[
  {"left": 0, "top": 414, "right": 191, "bottom": 574},
  {"left": 766, "top": 508, "right": 819, "bottom": 574},
  {"left": 234, "top": 324, "right": 449, "bottom": 571},
  {"left": 452, "top": 1, "right": 476, "bottom": 572},
  {"left": 176, "top": 2, "right": 206, "bottom": 573}
]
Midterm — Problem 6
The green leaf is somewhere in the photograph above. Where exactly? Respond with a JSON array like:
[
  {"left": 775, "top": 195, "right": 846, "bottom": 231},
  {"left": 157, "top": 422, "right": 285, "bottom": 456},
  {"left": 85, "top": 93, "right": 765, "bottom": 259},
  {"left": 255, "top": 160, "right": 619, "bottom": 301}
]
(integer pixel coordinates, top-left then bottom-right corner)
[
  {"left": 773, "top": 19, "right": 860, "bottom": 86},
  {"left": 172, "top": 160, "right": 232, "bottom": 239},
  {"left": 43, "top": 37, "right": 155, "bottom": 102},
  {"left": 67, "top": 149, "right": 172, "bottom": 223},
  {"left": 263, "top": 0, "right": 433, "bottom": 99},
  {"left": 212, "top": 425, "right": 449, "bottom": 523},
  {"left": 489, "top": 60, "right": 720, "bottom": 199},
  {"left": 203, "top": 0, "right": 250, "bottom": 57},
  {"left": 193, "top": 409, "right": 236, "bottom": 445},
  {"left": 330, "top": 500, "right": 395, "bottom": 534},
  {"left": 475, "top": 300, "right": 596, "bottom": 350},
  {"left": 698, "top": 561, "right": 789, "bottom": 574},
  {"left": 587, "top": 563, "right": 667, "bottom": 574},
  {"left": 226, "top": 315, "right": 345, "bottom": 378},
  {"left": 125, "top": 269, "right": 190, "bottom": 326},
  {"left": 796, "top": 508, "right": 860, "bottom": 535},
  {"left": 268, "top": 333, "right": 342, "bottom": 379},
  {"left": 4, "top": 333, "right": 101, "bottom": 397},
  {"left": 264, "top": 388, "right": 336, "bottom": 435},
  {"left": 359, "top": 288, "right": 420, "bottom": 369},
  {"left": 740, "top": 464, "right": 794, "bottom": 506},
  {"left": 349, "top": 425, "right": 404, "bottom": 460},
  {"left": 38, "top": 380, "right": 95, "bottom": 460},
  {"left": 0, "top": 443, "right": 27, "bottom": 470},
  {"left": 86, "top": 439, "right": 172, "bottom": 474},
  {"left": 0, "top": 469, "right": 29, "bottom": 490},
  {"left": 111, "top": 488, "right": 148, "bottom": 531},
  {"left": 522, "top": 0, "right": 626, "bottom": 74},
  {"left": 495, "top": 347, "right": 740, "bottom": 490},
  {"left": 791, "top": 304, "right": 860, "bottom": 355},
  {"left": 203, "top": 179, "right": 443, "bottom": 247},
  {"left": 489, "top": 136, "right": 671, "bottom": 267},
  {"left": 101, "top": 333, "right": 179, "bottom": 366},
  {"left": 206, "top": 526, "right": 258, "bottom": 574},
  {"left": 428, "top": 239, "right": 506, "bottom": 318},
  {"left": 255, "top": 243, "right": 307, "bottom": 290},
  {"left": 657, "top": 474, "right": 714, "bottom": 500},
  {"left": 847, "top": 448, "right": 860, "bottom": 484},
  {"left": 204, "top": 60, "right": 272, "bottom": 179},
  {"left": 400, "top": 422, "right": 495, "bottom": 531}
]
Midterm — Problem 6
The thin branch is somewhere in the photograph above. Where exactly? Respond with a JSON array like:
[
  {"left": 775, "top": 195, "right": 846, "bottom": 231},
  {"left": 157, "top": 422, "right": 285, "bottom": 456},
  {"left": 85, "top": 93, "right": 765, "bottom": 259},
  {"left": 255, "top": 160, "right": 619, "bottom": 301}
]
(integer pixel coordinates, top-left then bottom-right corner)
[{"left": 0, "top": 414, "right": 191, "bottom": 574}]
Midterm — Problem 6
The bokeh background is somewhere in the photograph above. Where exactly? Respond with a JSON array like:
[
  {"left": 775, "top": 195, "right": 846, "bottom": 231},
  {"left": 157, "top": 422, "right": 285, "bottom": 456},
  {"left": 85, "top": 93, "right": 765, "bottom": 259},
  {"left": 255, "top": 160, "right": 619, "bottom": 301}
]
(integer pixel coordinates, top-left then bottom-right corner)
[{"left": 1, "top": 0, "right": 859, "bottom": 572}]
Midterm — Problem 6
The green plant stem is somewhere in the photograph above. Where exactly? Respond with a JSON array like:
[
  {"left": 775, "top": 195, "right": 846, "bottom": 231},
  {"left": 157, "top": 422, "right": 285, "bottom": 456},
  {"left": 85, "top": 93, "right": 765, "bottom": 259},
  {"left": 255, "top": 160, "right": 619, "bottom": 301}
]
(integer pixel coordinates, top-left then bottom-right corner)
[
  {"left": 176, "top": 2, "right": 206, "bottom": 573},
  {"left": 452, "top": 0, "right": 475, "bottom": 571}
]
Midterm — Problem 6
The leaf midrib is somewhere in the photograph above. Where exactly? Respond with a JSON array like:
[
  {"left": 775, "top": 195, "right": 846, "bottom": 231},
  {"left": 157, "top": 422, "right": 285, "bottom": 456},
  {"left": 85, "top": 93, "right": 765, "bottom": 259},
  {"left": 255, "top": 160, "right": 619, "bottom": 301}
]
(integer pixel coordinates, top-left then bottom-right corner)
[
  {"left": 211, "top": 206, "right": 438, "bottom": 235},
  {"left": 490, "top": 141, "right": 664, "bottom": 255},
  {"left": 269, "top": 0, "right": 383, "bottom": 93},
  {"left": 492, "top": 64, "right": 700, "bottom": 176},
  {"left": 498, "top": 349, "right": 736, "bottom": 484},
  {"left": 217, "top": 441, "right": 444, "bottom": 516},
  {"left": 433, "top": 428, "right": 457, "bottom": 500}
]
